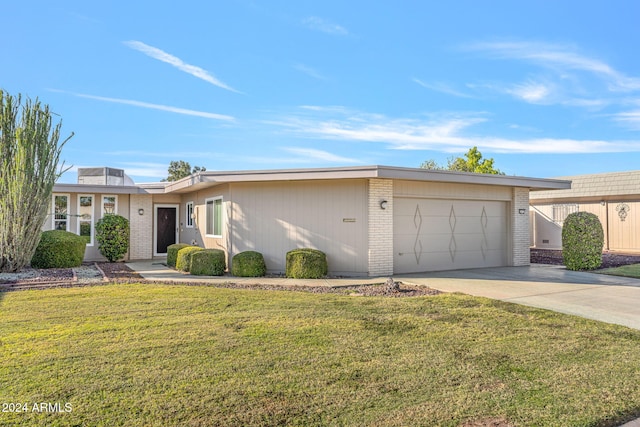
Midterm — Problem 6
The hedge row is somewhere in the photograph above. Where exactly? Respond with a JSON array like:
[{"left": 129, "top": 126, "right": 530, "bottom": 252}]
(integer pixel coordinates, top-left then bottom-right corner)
[{"left": 166, "top": 245, "right": 328, "bottom": 278}]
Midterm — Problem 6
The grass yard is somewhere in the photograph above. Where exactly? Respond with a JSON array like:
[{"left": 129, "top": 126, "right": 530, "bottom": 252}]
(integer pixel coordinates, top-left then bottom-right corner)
[
  {"left": 1, "top": 284, "right": 640, "bottom": 427},
  {"left": 598, "top": 263, "right": 640, "bottom": 279}
]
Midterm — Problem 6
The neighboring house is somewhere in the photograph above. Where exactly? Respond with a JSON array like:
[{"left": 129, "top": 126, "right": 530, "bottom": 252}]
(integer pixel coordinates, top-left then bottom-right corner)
[
  {"left": 530, "top": 170, "right": 640, "bottom": 252},
  {"left": 47, "top": 165, "right": 569, "bottom": 276}
]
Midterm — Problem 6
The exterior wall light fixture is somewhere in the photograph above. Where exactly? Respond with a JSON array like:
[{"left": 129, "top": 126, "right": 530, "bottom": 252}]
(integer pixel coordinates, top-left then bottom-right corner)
[
  {"left": 380, "top": 200, "right": 388, "bottom": 210},
  {"left": 518, "top": 208, "right": 526, "bottom": 215},
  {"left": 138, "top": 208, "right": 145, "bottom": 216}
]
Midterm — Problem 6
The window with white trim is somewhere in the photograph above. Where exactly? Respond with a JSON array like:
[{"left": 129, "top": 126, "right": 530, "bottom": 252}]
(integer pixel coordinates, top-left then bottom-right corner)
[
  {"left": 101, "top": 195, "right": 118, "bottom": 216},
  {"left": 205, "top": 197, "right": 223, "bottom": 237},
  {"left": 186, "top": 201, "right": 194, "bottom": 228},
  {"left": 52, "top": 194, "right": 69, "bottom": 231},
  {"left": 78, "top": 195, "right": 94, "bottom": 246}
]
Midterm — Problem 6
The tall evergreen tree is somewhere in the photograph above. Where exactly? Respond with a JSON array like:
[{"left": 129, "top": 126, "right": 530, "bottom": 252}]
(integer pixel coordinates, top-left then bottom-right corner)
[{"left": 0, "top": 90, "right": 72, "bottom": 272}]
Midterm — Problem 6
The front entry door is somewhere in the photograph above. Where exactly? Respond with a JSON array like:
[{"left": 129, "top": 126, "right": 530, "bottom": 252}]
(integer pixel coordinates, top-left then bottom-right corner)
[{"left": 155, "top": 205, "right": 178, "bottom": 255}]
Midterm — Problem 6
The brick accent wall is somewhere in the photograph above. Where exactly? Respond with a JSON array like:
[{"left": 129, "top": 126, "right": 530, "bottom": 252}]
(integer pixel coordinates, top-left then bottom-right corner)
[
  {"left": 512, "top": 187, "right": 530, "bottom": 266},
  {"left": 368, "top": 179, "right": 394, "bottom": 276},
  {"left": 129, "top": 194, "right": 153, "bottom": 260}
]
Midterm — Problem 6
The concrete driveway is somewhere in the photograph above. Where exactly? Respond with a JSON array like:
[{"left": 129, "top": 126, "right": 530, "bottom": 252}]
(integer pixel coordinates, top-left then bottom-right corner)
[{"left": 397, "top": 264, "right": 640, "bottom": 330}]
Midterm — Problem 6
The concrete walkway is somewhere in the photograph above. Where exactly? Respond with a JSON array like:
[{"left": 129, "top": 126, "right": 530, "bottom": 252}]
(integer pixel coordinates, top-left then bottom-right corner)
[
  {"left": 126, "top": 261, "right": 640, "bottom": 330},
  {"left": 397, "top": 264, "right": 640, "bottom": 330}
]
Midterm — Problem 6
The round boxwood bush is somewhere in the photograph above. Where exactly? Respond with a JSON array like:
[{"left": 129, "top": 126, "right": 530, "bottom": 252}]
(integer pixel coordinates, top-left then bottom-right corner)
[
  {"left": 167, "top": 243, "right": 190, "bottom": 268},
  {"left": 95, "top": 214, "right": 129, "bottom": 262},
  {"left": 31, "top": 230, "right": 86, "bottom": 268},
  {"left": 176, "top": 246, "right": 204, "bottom": 272},
  {"left": 232, "top": 251, "right": 266, "bottom": 277},
  {"left": 286, "top": 248, "right": 328, "bottom": 279},
  {"left": 562, "top": 211, "right": 604, "bottom": 271},
  {"left": 190, "top": 249, "right": 226, "bottom": 276}
]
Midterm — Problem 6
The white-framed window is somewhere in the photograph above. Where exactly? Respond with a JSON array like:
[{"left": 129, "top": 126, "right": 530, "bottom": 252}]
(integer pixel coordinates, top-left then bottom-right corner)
[
  {"left": 101, "top": 195, "right": 118, "bottom": 216},
  {"left": 205, "top": 197, "right": 223, "bottom": 237},
  {"left": 186, "top": 201, "right": 194, "bottom": 228},
  {"left": 78, "top": 194, "right": 94, "bottom": 246},
  {"left": 52, "top": 194, "right": 70, "bottom": 231}
]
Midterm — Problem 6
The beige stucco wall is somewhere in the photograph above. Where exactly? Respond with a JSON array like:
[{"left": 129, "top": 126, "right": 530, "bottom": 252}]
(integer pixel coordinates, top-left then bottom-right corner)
[
  {"left": 227, "top": 179, "right": 369, "bottom": 275},
  {"left": 180, "top": 184, "right": 230, "bottom": 262},
  {"left": 531, "top": 200, "right": 640, "bottom": 252}
]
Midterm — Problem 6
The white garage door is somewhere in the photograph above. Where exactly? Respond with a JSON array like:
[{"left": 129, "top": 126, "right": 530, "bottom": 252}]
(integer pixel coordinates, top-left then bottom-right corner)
[{"left": 394, "top": 198, "right": 508, "bottom": 273}]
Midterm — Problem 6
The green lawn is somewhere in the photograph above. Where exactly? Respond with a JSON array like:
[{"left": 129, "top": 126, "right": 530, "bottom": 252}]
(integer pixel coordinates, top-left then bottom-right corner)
[
  {"left": 598, "top": 263, "right": 640, "bottom": 279},
  {"left": 1, "top": 284, "right": 639, "bottom": 427}
]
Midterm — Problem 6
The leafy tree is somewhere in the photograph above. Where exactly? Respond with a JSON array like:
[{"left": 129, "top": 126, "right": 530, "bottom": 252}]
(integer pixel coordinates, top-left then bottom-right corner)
[
  {"left": 420, "top": 146, "right": 504, "bottom": 175},
  {"left": 418, "top": 159, "right": 446, "bottom": 170},
  {"left": 162, "top": 160, "right": 207, "bottom": 182},
  {"left": 0, "top": 90, "right": 72, "bottom": 272}
]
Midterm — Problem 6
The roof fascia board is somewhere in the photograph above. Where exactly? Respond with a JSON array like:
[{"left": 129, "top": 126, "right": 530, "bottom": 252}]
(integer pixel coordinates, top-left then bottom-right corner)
[
  {"left": 376, "top": 166, "right": 571, "bottom": 190},
  {"left": 53, "top": 183, "right": 151, "bottom": 194}
]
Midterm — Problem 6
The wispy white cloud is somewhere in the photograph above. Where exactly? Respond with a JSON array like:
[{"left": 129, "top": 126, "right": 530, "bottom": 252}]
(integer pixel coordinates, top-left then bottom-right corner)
[
  {"left": 613, "top": 110, "right": 640, "bottom": 130},
  {"left": 505, "top": 80, "right": 552, "bottom": 103},
  {"left": 67, "top": 91, "right": 235, "bottom": 121},
  {"left": 294, "top": 63, "right": 326, "bottom": 80},
  {"left": 467, "top": 41, "right": 640, "bottom": 92},
  {"left": 281, "top": 147, "right": 362, "bottom": 163},
  {"left": 244, "top": 147, "right": 363, "bottom": 166},
  {"left": 302, "top": 16, "right": 348, "bottom": 36},
  {"left": 272, "top": 106, "right": 640, "bottom": 154},
  {"left": 412, "top": 78, "right": 473, "bottom": 98},
  {"left": 116, "top": 162, "right": 168, "bottom": 178},
  {"left": 124, "top": 40, "right": 241, "bottom": 93},
  {"left": 102, "top": 150, "right": 224, "bottom": 159}
]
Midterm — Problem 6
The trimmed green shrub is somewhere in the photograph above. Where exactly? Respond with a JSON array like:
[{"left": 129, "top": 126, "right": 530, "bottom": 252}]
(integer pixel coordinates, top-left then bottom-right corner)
[
  {"left": 31, "top": 230, "right": 86, "bottom": 268},
  {"left": 562, "top": 211, "right": 604, "bottom": 271},
  {"left": 176, "top": 246, "right": 204, "bottom": 272},
  {"left": 232, "top": 251, "right": 266, "bottom": 277},
  {"left": 286, "top": 248, "right": 328, "bottom": 279},
  {"left": 190, "top": 249, "right": 226, "bottom": 276},
  {"left": 167, "top": 243, "right": 190, "bottom": 268},
  {"left": 95, "top": 214, "right": 129, "bottom": 262}
]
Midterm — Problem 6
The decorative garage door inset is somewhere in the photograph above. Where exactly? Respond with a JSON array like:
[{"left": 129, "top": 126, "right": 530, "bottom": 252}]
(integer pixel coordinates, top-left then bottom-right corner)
[{"left": 394, "top": 198, "right": 508, "bottom": 274}]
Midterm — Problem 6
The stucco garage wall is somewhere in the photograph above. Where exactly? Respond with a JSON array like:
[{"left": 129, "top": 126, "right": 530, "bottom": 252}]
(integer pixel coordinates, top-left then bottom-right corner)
[{"left": 229, "top": 179, "right": 368, "bottom": 275}]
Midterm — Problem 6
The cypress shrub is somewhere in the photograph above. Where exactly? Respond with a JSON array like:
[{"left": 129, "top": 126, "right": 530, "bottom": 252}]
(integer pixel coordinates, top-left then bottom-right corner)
[
  {"left": 167, "top": 243, "right": 190, "bottom": 268},
  {"left": 286, "top": 248, "right": 328, "bottom": 279},
  {"left": 31, "top": 230, "right": 86, "bottom": 268},
  {"left": 176, "top": 246, "right": 204, "bottom": 272},
  {"left": 95, "top": 214, "right": 129, "bottom": 262},
  {"left": 562, "top": 211, "right": 604, "bottom": 271},
  {"left": 190, "top": 249, "right": 226, "bottom": 276},
  {"left": 232, "top": 251, "right": 266, "bottom": 277}
]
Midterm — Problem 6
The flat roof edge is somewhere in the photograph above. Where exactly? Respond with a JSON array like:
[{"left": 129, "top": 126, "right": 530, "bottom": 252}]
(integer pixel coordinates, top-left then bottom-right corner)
[{"left": 53, "top": 183, "right": 152, "bottom": 194}]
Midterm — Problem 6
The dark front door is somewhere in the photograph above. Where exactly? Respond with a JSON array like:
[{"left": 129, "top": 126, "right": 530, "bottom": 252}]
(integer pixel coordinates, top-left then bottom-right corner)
[{"left": 156, "top": 207, "right": 177, "bottom": 254}]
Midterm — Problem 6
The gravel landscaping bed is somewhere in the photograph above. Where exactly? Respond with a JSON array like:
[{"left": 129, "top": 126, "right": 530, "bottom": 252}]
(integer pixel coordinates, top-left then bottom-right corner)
[{"left": 530, "top": 248, "right": 640, "bottom": 268}]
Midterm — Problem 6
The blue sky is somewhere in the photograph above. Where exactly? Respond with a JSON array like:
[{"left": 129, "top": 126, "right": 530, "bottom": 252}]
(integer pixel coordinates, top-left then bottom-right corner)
[{"left": 3, "top": 1, "right": 640, "bottom": 183}]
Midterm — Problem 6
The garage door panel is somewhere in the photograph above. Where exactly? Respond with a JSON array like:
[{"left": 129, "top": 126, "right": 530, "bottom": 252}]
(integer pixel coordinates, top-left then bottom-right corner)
[{"left": 394, "top": 198, "right": 508, "bottom": 273}]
